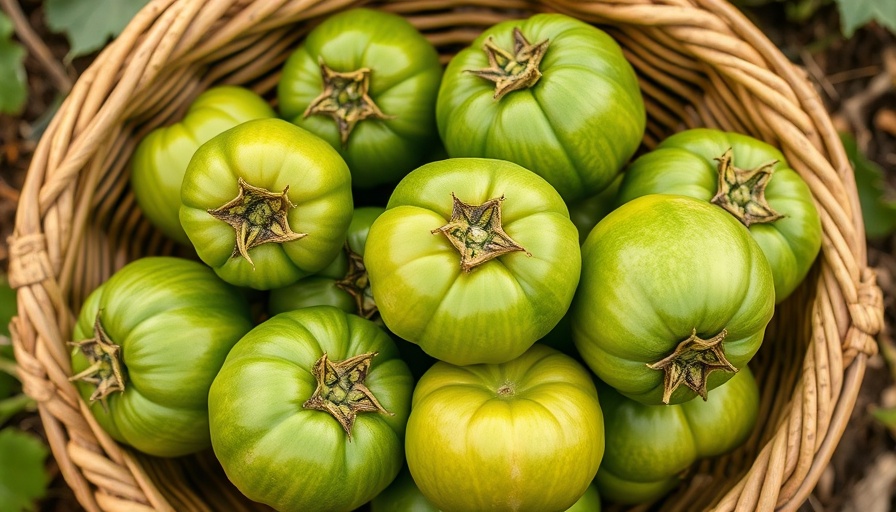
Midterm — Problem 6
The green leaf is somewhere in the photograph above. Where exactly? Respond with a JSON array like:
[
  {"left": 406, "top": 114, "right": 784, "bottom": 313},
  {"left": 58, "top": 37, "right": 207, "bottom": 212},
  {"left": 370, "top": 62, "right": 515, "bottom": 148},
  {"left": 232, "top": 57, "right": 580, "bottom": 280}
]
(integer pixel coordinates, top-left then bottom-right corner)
[
  {"left": 0, "top": 394, "right": 33, "bottom": 425},
  {"left": 835, "top": 0, "right": 896, "bottom": 37},
  {"left": 0, "top": 12, "right": 27, "bottom": 114},
  {"left": 785, "top": 0, "right": 832, "bottom": 24},
  {"left": 0, "top": 275, "right": 17, "bottom": 398},
  {"left": 0, "top": 274, "right": 15, "bottom": 338},
  {"left": 44, "top": 0, "right": 151, "bottom": 58},
  {"left": 0, "top": 428, "right": 49, "bottom": 511},
  {"left": 0, "top": 372, "right": 16, "bottom": 401},
  {"left": 872, "top": 406, "right": 896, "bottom": 436},
  {"left": 841, "top": 132, "right": 896, "bottom": 239}
]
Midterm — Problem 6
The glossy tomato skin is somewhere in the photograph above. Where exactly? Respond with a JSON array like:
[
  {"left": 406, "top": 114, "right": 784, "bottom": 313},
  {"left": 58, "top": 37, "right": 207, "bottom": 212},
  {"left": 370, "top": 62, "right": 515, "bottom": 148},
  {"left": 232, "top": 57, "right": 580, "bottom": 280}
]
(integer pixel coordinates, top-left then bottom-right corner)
[
  {"left": 370, "top": 467, "right": 440, "bottom": 512},
  {"left": 364, "top": 158, "right": 581, "bottom": 366},
  {"left": 566, "top": 484, "right": 602, "bottom": 512},
  {"left": 208, "top": 306, "right": 413, "bottom": 512},
  {"left": 179, "top": 118, "right": 353, "bottom": 290},
  {"left": 597, "top": 366, "right": 759, "bottom": 505},
  {"left": 268, "top": 206, "right": 384, "bottom": 316},
  {"left": 571, "top": 194, "right": 775, "bottom": 405},
  {"left": 371, "top": 466, "right": 602, "bottom": 512},
  {"left": 70, "top": 257, "right": 254, "bottom": 457},
  {"left": 131, "top": 86, "right": 275, "bottom": 245},
  {"left": 405, "top": 344, "right": 604, "bottom": 512},
  {"left": 568, "top": 173, "right": 622, "bottom": 244},
  {"left": 437, "top": 13, "right": 645, "bottom": 202},
  {"left": 616, "top": 128, "right": 822, "bottom": 303},
  {"left": 278, "top": 8, "right": 442, "bottom": 188}
]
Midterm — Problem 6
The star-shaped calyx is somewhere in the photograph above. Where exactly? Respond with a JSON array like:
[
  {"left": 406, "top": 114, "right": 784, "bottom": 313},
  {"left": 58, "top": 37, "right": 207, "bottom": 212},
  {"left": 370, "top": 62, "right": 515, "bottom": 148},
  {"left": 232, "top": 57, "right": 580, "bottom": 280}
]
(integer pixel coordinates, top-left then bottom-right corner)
[
  {"left": 207, "top": 177, "right": 306, "bottom": 268},
  {"left": 302, "top": 352, "right": 392, "bottom": 440},
  {"left": 432, "top": 193, "right": 531, "bottom": 272},
  {"left": 710, "top": 148, "right": 784, "bottom": 227},
  {"left": 303, "top": 58, "right": 393, "bottom": 146},
  {"left": 334, "top": 245, "right": 378, "bottom": 320},
  {"left": 68, "top": 311, "right": 126, "bottom": 412},
  {"left": 646, "top": 328, "right": 736, "bottom": 404},
  {"left": 466, "top": 27, "right": 550, "bottom": 100}
]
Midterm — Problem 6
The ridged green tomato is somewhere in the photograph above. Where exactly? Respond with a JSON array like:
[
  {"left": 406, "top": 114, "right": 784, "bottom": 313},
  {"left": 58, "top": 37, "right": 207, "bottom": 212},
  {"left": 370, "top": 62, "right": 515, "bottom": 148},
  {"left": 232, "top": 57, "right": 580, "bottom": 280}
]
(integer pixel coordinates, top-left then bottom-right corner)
[
  {"left": 179, "top": 118, "right": 353, "bottom": 290},
  {"left": 617, "top": 128, "right": 822, "bottom": 303},
  {"left": 597, "top": 366, "right": 759, "bottom": 505},
  {"left": 405, "top": 344, "right": 604, "bottom": 512},
  {"left": 370, "top": 467, "right": 439, "bottom": 512},
  {"left": 572, "top": 195, "right": 775, "bottom": 405},
  {"left": 437, "top": 13, "right": 645, "bottom": 202},
  {"left": 208, "top": 306, "right": 413, "bottom": 512},
  {"left": 268, "top": 206, "right": 384, "bottom": 319},
  {"left": 69, "top": 257, "right": 253, "bottom": 457},
  {"left": 566, "top": 484, "right": 602, "bottom": 512},
  {"left": 278, "top": 8, "right": 443, "bottom": 188},
  {"left": 130, "top": 86, "right": 275, "bottom": 245},
  {"left": 568, "top": 173, "right": 622, "bottom": 244},
  {"left": 372, "top": 466, "right": 602, "bottom": 512},
  {"left": 364, "top": 158, "right": 581, "bottom": 366}
]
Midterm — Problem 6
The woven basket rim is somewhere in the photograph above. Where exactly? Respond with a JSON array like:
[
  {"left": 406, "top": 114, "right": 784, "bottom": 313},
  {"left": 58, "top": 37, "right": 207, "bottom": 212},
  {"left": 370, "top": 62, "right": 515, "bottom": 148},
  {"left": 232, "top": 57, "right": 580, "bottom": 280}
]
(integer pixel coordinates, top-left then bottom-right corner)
[{"left": 8, "top": 0, "right": 885, "bottom": 511}]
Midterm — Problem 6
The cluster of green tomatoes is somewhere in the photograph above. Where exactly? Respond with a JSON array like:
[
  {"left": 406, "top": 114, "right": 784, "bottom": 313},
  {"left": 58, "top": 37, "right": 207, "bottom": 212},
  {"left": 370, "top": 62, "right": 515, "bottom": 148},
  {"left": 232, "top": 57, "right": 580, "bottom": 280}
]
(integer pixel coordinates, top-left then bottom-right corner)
[{"left": 69, "top": 7, "right": 823, "bottom": 512}]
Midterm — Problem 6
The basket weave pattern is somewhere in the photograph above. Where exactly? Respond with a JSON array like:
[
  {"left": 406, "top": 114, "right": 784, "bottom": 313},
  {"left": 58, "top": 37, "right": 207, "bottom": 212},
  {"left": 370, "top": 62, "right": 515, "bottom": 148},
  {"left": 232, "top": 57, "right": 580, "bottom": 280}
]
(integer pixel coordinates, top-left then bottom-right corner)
[{"left": 8, "top": 0, "right": 885, "bottom": 510}]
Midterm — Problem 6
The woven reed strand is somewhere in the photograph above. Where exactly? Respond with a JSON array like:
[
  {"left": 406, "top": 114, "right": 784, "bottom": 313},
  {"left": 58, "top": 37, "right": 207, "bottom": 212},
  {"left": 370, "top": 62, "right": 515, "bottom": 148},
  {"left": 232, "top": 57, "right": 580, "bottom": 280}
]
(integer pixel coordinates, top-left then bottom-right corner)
[{"left": 8, "top": 0, "right": 884, "bottom": 510}]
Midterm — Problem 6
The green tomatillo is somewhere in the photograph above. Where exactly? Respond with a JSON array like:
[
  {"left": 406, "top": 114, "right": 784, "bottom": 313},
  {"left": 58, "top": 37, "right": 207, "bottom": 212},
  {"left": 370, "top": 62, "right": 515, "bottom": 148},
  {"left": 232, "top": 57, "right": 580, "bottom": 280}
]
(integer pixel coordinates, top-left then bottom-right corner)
[
  {"left": 571, "top": 194, "right": 775, "bottom": 405},
  {"left": 405, "top": 344, "right": 604, "bottom": 512},
  {"left": 364, "top": 158, "right": 581, "bottom": 366},
  {"left": 208, "top": 306, "right": 413, "bottom": 512},
  {"left": 69, "top": 257, "right": 254, "bottom": 457},
  {"left": 179, "top": 118, "right": 353, "bottom": 290},
  {"left": 268, "top": 206, "right": 383, "bottom": 319},
  {"left": 278, "top": 8, "right": 443, "bottom": 188},
  {"left": 597, "top": 366, "right": 760, "bottom": 505},
  {"left": 130, "top": 86, "right": 275, "bottom": 245},
  {"left": 616, "top": 128, "right": 822, "bottom": 303},
  {"left": 436, "top": 13, "right": 645, "bottom": 202},
  {"left": 371, "top": 465, "right": 603, "bottom": 511}
]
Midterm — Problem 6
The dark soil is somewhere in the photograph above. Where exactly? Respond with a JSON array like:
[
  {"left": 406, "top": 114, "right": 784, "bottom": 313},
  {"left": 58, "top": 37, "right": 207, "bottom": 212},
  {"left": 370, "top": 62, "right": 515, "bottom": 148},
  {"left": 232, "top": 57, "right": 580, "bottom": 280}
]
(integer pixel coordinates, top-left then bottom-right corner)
[{"left": 0, "top": 2, "right": 894, "bottom": 511}]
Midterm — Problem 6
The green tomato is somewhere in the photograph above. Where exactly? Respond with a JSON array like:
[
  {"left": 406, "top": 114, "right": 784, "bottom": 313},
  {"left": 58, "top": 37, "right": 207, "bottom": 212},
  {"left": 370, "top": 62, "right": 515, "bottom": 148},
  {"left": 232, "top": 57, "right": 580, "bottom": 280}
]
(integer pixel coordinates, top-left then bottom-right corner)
[
  {"left": 536, "top": 311, "right": 578, "bottom": 359},
  {"left": 616, "top": 128, "right": 822, "bottom": 303},
  {"left": 130, "top": 86, "right": 275, "bottom": 245},
  {"left": 596, "top": 366, "right": 759, "bottom": 505},
  {"left": 371, "top": 466, "right": 440, "bottom": 512},
  {"left": 568, "top": 173, "right": 623, "bottom": 244},
  {"left": 268, "top": 206, "right": 384, "bottom": 319},
  {"left": 69, "top": 257, "right": 253, "bottom": 457},
  {"left": 405, "top": 344, "right": 604, "bottom": 512},
  {"left": 571, "top": 194, "right": 774, "bottom": 405},
  {"left": 372, "top": 466, "right": 602, "bottom": 512},
  {"left": 278, "top": 8, "right": 443, "bottom": 188},
  {"left": 364, "top": 158, "right": 581, "bottom": 366},
  {"left": 179, "top": 118, "right": 353, "bottom": 290},
  {"left": 209, "top": 306, "right": 413, "bottom": 512},
  {"left": 566, "top": 484, "right": 602, "bottom": 512},
  {"left": 436, "top": 13, "right": 645, "bottom": 202}
]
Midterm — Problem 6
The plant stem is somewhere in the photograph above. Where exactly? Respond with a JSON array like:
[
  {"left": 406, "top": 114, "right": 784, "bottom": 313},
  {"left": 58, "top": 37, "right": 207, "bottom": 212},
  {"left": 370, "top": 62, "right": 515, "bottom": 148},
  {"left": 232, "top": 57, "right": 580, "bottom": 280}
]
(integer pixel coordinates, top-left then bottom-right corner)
[
  {"left": 0, "top": 393, "right": 34, "bottom": 425},
  {"left": 0, "top": 357, "right": 19, "bottom": 380}
]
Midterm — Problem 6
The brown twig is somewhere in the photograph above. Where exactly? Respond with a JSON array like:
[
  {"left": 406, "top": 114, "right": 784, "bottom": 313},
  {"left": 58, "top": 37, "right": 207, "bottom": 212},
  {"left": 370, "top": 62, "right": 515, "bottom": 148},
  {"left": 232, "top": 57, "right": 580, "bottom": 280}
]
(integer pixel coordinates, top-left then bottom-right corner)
[
  {"left": 801, "top": 49, "right": 839, "bottom": 101},
  {"left": 836, "top": 46, "right": 896, "bottom": 152},
  {"left": 0, "top": 0, "right": 72, "bottom": 93},
  {"left": 0, "top": 176, "right": 20, "bottom": 202},
  {"left": 828, "top": 65, "right": 882, "bottom": 85}
]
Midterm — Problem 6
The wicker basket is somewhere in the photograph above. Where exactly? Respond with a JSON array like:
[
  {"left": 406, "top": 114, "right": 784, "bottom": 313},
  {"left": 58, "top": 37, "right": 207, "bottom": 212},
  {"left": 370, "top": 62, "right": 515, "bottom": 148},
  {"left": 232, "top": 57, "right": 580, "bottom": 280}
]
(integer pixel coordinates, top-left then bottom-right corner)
[{"left": 7, "top": 0, "right": 885, "bottom": 510}]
